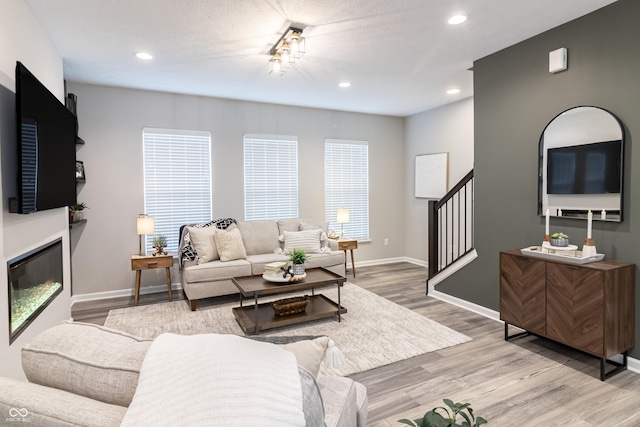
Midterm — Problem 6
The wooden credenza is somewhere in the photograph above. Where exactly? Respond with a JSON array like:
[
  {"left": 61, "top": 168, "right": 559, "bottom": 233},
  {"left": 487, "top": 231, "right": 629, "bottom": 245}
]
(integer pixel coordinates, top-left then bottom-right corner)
[{"left": 499, "top": 249, "right": 635, "bottom": 380}]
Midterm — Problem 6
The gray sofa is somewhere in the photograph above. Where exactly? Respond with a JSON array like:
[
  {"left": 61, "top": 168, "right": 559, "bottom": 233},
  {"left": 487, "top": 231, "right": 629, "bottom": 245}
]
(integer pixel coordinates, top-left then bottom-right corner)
[
  {"left": 179, "top": 217, "right": 345, "bottom": 310},
  {"left": 0, "top": 321, "right": 368, "bottom": 427}
]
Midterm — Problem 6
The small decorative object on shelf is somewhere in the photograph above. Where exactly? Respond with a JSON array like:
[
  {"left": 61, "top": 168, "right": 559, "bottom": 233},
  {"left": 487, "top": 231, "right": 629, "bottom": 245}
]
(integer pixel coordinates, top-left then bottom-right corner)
[
  {"left": 288, "top": 248, "right": 308, "bottom": 276},
  {"left": 271, "top": 295, "right": 310, "bottom": 316},
  {"left": 151, "top": 235, "right": 168, "bottom": 256},
  {"left": 75, "top": 161, "right": 86, "bottom": 182},
  {"left": 583, "top": 210, "right": 598, "bottom": 256},
  {"left": 70, "top": 202, "right": 88, "bottom": 223},
  {"left": 550, "top": 232, "right": 569, "bottom": 247}
]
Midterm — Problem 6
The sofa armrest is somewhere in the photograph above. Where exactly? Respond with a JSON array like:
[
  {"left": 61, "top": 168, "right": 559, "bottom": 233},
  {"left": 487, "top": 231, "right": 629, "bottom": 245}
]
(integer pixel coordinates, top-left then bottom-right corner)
[
  {"left": 318, "top": 376, "right": 368, "bottom": 427},
  {"left": 0, "top": 377, "right": 126, "bottom": 426}
]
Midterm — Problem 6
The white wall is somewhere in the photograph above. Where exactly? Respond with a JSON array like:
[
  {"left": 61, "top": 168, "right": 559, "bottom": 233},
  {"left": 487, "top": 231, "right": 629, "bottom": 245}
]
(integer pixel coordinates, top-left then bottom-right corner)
[
  {"left": 404, "top": 98, "right": 474, "bottom": 262},
  {"left": 66, "top": 82, "right": 406, "bottom": 298},
  {"left": 0, "top": 0, "right": 72, "bottom": 380}
]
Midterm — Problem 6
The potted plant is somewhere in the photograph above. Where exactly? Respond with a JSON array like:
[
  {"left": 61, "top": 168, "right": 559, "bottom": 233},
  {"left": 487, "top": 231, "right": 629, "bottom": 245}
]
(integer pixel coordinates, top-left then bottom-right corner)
[
  {"left": 288, "top": 248, "right": 308, "bottom": 276},
  {"left": 550, "top": 232, "right": 569, "bottom": 247},
  {"left": 151, "top": 235, "right": 168, "bottom": 256},
  {"left": 399, "top": 399, "right": 487, "bottom": 427},
  {"left": 70, "top": 202, "right": 89, "bottom": 222}
]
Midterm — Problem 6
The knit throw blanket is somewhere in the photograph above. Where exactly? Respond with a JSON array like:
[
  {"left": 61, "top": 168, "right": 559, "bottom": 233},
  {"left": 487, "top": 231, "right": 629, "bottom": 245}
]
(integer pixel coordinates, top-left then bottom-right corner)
[{"left": 120, "top": 333, "right": 305, "bottom": 427}]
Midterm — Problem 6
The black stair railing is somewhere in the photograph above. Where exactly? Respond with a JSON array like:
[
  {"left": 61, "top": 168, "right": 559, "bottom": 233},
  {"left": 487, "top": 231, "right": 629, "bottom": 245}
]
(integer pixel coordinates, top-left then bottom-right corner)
[{"left": 427, "top": 169, "right": 474, "bottom": 290}]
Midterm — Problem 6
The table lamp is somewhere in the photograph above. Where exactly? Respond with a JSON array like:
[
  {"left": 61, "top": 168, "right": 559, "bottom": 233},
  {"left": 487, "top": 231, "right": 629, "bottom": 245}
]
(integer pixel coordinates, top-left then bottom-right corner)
[
  {"left": 337, "top": 209, "right": 350, "bottom": 237},
  {"left": 137, "top": 214, "right": 155, "bottom": 256}
]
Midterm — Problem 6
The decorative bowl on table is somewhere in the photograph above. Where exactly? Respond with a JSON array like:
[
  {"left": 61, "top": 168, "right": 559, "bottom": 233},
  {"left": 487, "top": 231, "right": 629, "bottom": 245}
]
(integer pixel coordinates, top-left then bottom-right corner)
[
  {"left": 262, "top": 272, "right": 306, "bottom": 283},
  {"left": 550, "top": 238, "right": 569, "bottom": 247}
]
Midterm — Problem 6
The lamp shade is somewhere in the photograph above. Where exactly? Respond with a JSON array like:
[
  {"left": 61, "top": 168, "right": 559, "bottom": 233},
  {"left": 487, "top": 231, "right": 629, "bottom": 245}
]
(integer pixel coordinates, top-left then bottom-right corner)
[
  {"left": 137, "top": 215, "right": 155, "bottom": 235},
  {"left": 337, "top": 209, "right": 350, "bottom": 224}
]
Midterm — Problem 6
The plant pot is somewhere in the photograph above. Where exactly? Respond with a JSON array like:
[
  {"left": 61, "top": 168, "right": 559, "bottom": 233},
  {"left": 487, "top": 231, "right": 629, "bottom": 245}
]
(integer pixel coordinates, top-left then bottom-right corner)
[
  {"left": 70, "top": 210, "right": 84, "bottom": 222},
  {"left": 291, "top": 263, "right": 305, "bottom": 276},
  {"left": 550, "top": 238, "right": 569, "bottom": 247}
]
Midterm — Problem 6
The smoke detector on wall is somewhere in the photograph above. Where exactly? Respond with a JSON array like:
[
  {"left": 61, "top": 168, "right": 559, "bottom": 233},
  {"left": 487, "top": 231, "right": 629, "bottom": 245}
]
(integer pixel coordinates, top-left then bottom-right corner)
[{"left": 549, "top": 47, "right": 568, "bottom": 73}]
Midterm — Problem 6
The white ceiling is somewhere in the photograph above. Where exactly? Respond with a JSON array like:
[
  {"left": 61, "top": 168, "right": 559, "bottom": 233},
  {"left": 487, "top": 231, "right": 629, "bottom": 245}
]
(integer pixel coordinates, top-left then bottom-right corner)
[{"left": 24, "top": 0, "right": 616, "bottom": 117}]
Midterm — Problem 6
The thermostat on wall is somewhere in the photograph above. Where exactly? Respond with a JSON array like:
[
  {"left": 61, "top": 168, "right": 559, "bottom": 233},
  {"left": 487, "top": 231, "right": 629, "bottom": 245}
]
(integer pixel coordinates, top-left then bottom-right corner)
[{"left": 549, "top": 47, "right": 567, "bottom": 73}]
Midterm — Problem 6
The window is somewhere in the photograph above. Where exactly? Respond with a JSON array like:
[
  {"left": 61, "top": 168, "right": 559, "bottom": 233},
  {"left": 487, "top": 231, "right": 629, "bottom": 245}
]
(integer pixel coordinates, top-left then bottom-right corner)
[
  {"left": 325, "top": 139, "right": 369, "bottom": 240},
  {"left": 244, "top": 134, "right": 298, "bottom": 220},
  {"left": 142, "top": 128, "right": 211, "bottom": 255}
]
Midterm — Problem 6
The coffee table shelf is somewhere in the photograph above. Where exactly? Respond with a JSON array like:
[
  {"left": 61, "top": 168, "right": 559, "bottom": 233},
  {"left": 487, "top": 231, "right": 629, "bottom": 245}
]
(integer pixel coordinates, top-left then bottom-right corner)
[
  {"left": 231, "top": 267, "right": 346, "bottom": 335},
  {"left": 232, "top": 294, "right": 347, "bottom": 335}
]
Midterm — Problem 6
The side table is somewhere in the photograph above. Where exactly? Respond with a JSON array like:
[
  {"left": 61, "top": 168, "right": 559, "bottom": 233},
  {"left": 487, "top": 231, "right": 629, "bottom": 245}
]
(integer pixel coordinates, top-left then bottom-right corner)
[
  {"left": 131, "top": 253, "right": 174, "bottom": 306},
  {"left": 338, "top": 239, "right": 358, "bottom": 277}
]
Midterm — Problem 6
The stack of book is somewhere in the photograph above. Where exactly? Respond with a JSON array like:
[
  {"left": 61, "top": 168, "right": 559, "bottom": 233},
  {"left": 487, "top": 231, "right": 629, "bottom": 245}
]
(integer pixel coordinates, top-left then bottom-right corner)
[{"left": 264, "top": 261, "right": 287, "bottom": 276}]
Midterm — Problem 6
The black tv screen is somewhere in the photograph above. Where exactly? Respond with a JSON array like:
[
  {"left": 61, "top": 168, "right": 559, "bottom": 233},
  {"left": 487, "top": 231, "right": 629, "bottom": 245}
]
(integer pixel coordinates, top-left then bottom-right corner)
[
  {"left": 547, "top": 140, "right": 622, "bottom": 195},
  {"left": 15, "top": 62, "right": 76, "bottom": 214}
]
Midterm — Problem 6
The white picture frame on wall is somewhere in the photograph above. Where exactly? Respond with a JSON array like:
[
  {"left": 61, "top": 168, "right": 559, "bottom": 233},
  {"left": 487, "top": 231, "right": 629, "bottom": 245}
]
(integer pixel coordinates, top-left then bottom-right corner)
[{"left": 415, "top": 152, "right": 448, "bottom": 199}]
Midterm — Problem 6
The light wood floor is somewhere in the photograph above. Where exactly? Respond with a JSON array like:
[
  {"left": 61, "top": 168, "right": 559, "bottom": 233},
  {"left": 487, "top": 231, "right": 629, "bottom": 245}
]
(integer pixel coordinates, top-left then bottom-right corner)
[{"left": 72, "top": 262, "right": 640, "bottom": 426}]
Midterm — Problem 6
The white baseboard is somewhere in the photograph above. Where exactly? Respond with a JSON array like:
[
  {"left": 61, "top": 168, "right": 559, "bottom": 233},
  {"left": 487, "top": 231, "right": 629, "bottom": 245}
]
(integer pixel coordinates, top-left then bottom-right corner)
[
  {"left": 429, "top": 288, "right": 501, "bottom": 322},
  {"left": 71, "top": 282, "right": 182, "bottom": 306}
]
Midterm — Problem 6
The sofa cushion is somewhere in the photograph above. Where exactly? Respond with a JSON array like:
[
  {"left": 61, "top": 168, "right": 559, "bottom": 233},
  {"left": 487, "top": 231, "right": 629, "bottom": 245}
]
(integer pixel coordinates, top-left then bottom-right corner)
[
  {"left": 187, "top": 225, "right": 219, "bottom": 263},
  {"left": 214, "top": 227, "right": 247, "bottom": 261},
  {"left": 278, "top": 218, "right": 329, "bottom": 235},
  {"left": 298, "top": 367, "right": 325, "bottom": 427},
  {"left": 236, "top": 220, "right": 281, "bottom": 255},
  {"left": 282, "top": 229, "right": 323, "bottom": 254},
  {"left": 21, "top": 321, "right": 152, "bottom": 407},
  {"left": 246, "top": 253, "right": 289, "bottom": 275},
  {"left": 0, "top": 377, "right": 127, "bottom": 426},
  {"left": 306, "top": 251, "right": 344, "bottom": 269},
  {"left": 183, "top": 259, "right": 252, "bottom": 283}
]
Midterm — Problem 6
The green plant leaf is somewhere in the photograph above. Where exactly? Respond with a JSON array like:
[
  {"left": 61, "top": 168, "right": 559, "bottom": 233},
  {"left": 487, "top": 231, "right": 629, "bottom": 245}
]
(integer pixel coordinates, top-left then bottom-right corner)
[
  {"left": 476, "top": 417, "right": 488, "bottom": 426},
  {"left": 397, "top": 419, "right": 417, "bottom": 426}
]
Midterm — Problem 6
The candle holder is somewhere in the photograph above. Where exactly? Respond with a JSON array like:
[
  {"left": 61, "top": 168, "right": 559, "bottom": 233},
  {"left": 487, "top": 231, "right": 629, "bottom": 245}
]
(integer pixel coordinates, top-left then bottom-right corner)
[
  {"left": 582, "top": 237, "right": 597, "bottom": 257},
  {"left": 543, "top": 234, "right": 550, "bottom": 243}
]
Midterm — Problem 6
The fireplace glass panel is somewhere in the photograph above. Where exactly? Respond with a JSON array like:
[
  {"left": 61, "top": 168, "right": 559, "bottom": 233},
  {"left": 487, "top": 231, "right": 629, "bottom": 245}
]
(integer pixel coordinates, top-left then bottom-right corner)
[{"left": 8, "top": 238, "right": 63, "bottom": 343}]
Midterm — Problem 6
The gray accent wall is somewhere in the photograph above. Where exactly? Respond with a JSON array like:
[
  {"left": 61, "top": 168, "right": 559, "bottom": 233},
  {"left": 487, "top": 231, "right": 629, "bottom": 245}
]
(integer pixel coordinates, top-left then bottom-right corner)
[{"left": 437, "top": 0, "right": 640, "bottom": 357}]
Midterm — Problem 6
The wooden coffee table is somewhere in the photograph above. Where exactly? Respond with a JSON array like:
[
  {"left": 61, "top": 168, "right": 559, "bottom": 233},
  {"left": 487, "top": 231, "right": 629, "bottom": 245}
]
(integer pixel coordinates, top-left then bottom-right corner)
[{"left": 232, "top": 267, "right": 347, "bottom": 335}]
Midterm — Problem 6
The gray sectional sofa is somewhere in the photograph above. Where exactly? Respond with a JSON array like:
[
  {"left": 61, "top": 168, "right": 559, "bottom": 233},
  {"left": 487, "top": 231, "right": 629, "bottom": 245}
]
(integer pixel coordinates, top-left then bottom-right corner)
[
  {"left": 0, "top": 321, "right": 368, "bottom": 427},
  {"left": 179, "top": 217, "right": 345, "bottom": 310}
]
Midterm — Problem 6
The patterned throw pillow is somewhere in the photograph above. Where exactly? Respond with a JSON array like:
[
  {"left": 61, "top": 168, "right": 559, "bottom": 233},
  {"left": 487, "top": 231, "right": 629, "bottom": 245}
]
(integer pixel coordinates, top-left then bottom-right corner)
[
  {"left": 283, "top": 229, "right": 323, "bottom": 254},
  {"left": 179, "top": 218, "right": 236, "bottom": 267}
]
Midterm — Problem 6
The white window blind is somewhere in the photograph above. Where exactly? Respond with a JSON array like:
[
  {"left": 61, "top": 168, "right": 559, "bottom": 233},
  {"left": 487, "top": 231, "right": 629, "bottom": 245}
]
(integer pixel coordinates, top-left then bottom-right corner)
[
  {"left": 142, "top": 128, "right": 212, "bottom": 255},
  {"left": 244, "top": 134, "right": 298, "bottom": 220},
  {"left": 325, "top": 140, "right": 369, "bottom": 240}
]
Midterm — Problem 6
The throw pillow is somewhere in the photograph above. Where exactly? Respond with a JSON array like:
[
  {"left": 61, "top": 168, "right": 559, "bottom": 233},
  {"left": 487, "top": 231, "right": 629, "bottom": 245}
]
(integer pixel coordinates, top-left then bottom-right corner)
[
  {"left": 186, "top": 226, "right": 218, "bottom": 264},
  {"left": 299, "top": 222, "right": 329, "bottom": 249},
  {"left": 179, "top": 218, "right": 236, "bottom": 266},
  {"left": 282, "top": 229, "right": 323, "bottom": 254},
  {"left": 214, "top": 227, "right": 247, "bottom": 261},
  {"left": 278, "top": 336, "right": 330, "bottom": 377}
]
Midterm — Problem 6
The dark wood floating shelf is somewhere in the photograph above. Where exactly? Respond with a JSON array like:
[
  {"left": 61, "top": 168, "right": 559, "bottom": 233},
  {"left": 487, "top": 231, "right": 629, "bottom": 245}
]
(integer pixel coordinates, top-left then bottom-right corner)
[
  {"left": 232, "top": 294, "right": 346, "bottom": 335},
  {"left": 69, "top": 219, "right": 87, "bottom": 229},
  {"left": 76, "top": 137, "right": 85, "bottom": 145}
]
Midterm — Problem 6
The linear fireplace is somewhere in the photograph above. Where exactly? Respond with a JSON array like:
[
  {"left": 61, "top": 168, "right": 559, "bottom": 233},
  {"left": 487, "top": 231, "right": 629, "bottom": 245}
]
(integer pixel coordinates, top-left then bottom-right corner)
[{"left": 8, "top": 238, "right": 63, "bottom": 344}]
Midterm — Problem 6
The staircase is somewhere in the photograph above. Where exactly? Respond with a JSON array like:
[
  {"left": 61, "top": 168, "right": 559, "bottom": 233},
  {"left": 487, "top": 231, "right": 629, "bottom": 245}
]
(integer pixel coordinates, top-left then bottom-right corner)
[{"left": 427, "top": 169, "right": 475, "bottom": 293}]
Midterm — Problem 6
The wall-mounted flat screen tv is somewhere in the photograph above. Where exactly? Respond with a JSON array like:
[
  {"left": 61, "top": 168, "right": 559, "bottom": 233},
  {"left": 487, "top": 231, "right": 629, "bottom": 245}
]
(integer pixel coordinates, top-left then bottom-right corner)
[
  {"left": 14, "top": 61, "right": 76, "bottom": 214},
  {"left": 547, "top": 140, "right": 622, "bottom": 195}
]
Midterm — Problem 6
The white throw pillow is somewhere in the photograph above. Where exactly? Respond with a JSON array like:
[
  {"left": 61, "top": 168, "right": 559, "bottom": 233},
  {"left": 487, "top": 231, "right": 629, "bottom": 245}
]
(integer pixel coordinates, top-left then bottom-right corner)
[
  {"left": 299, "top": 222, "right": 329, "bottom": 248},
  {"left": 278, "top": 336, "right": 330, "bottom": 378},
  {"left": 214, "top": 227, "right": 247, "bottom": 261},
  {"left": 283, "top": 229, "right": 322, "bottom": 254},
  {"left": 187, "top": 226, "right": 218, "bottom": 264}
]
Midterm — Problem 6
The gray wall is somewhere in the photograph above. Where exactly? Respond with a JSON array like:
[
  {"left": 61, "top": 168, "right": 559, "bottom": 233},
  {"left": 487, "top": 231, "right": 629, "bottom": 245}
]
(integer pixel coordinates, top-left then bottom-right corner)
[
  {"left": 437, "top": 0, "right": 640, "bottom": 357},
  {"left": 67, "top": 83, "right": 406, "bottom": 297},
  {"left": 404, "top": 98, "right": 474, "bottom": 262}
]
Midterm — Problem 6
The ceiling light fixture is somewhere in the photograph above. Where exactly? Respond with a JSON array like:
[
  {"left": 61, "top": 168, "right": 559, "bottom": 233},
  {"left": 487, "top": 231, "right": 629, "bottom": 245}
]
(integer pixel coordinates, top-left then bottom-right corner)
[
  {"left": 135, "top": 52, "right": 153, "bottom": 60},
  {"left": 268, "top": 26, "right": 305, "bottom": 75},
  {"left": 339, "top": 82, "right": 351, "bottom": 88},
  {"left": 447, "top": 88, "right": 461, "bottom": 95},
  {"left": 448, "top": 15, "right": 467, "bottom": 25}
]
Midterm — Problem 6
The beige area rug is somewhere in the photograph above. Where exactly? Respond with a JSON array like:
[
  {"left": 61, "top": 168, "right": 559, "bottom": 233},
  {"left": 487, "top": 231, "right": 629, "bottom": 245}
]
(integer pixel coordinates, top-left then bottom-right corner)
[{"left": 104, "top": 283, "right": 471, "bottom": 376}]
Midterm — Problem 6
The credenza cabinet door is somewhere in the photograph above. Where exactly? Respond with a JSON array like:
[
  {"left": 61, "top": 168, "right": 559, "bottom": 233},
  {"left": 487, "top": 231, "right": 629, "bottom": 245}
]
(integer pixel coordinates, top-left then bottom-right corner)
[
  {"left": 499, "top": 253, "right": 546, "bottom": 335},
  {"left": 546, "top": 263, "right": 604, "bottom": 356}
]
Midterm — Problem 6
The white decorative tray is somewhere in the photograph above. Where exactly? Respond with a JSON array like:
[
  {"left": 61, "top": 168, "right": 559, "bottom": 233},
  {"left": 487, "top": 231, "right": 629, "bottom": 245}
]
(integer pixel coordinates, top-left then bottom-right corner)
[
  {"left": 262, "top": 272, "right": 306, "bottom": 283},
  {"left": 520, "top": 246, "right": 604, "bottom": 264}
]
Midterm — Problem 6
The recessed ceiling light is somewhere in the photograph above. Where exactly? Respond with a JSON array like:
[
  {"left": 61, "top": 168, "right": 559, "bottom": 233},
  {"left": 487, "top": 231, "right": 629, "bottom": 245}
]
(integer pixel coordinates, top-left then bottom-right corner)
[
  {"left": 339, "top": 82, "right": 351, "bottom": 88},
  {"left": 447, "top": 88, "right": 461, "bottom": 95},
  {"left": 448, "top": 15, "right": 467, "bottom": 25},
  {"left": 135, "top": 52, "right": 153, "bottom": 60}
]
